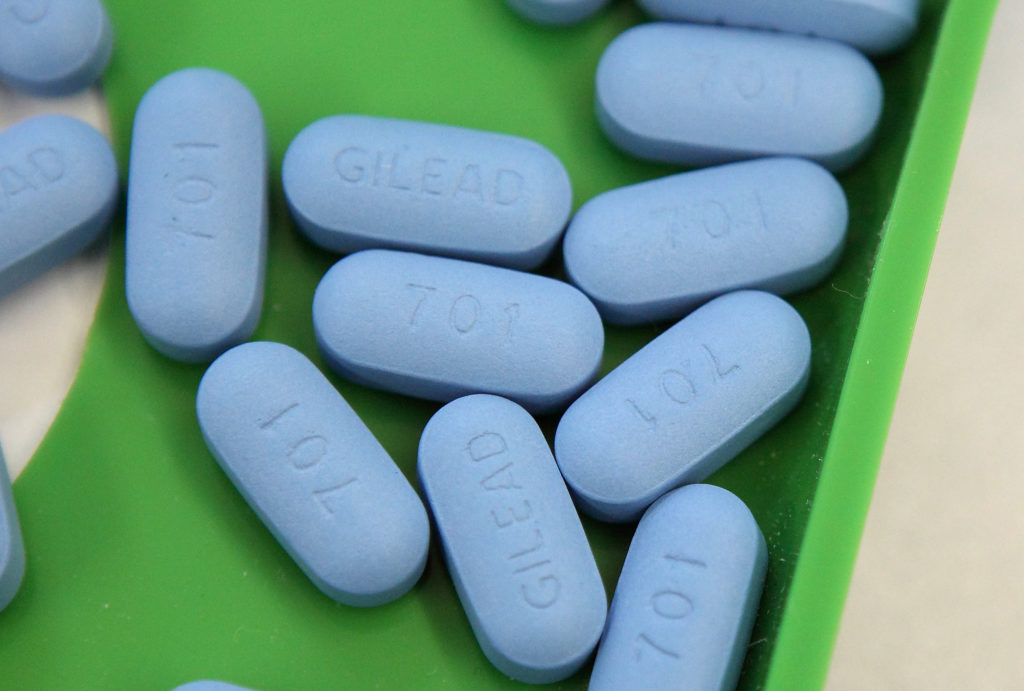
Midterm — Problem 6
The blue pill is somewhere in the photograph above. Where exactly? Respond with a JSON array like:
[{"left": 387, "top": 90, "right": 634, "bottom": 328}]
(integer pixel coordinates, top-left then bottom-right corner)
[
  {"left": 505, "top": 0, "right": 608, "bottom": 26},
  {"left": 418, "top": 395, "right": 607, "bottom": 684},
  {"left": 637, "top": 0, "right": 918, "bottom": 56},
  {"left": 313, "top": 249, "right": 604, "bottom": 414},
  {"left": 595, "top": 23, "right": 883, "bottom": 172},
  {"left": 126, "top": 68, "right": 268, "bottom": 363},
  {"left": 283, "top": 115, "right": 572, "bottom": 270},
  {"left": 563, "top": 157, "right": 847, "bottom": 325},
  {"left": 172, "top": 683, "right": 256, "bottom": 691},
  {"left": 0, "top": 447, "right": 26, "bottom": 612},
  {"left": 0, "top": 0, "right": 113, "bottom": 96},
  {"left": 196, "top": 341, "right": 430, "bottom": 607},
  {"left": 555, "top": 291, "right": 810, "bottom": 522},
  {"left": 588, "top": 484, "right": 767, "bottom": 691},
  {"left": 0, "top": 114, "right": 117, "bottom": 296}
]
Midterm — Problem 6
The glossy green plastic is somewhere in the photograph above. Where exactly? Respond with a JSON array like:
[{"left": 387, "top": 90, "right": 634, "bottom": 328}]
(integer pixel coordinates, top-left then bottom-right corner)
[{"left": 1, "top": 1, "right": 996, "bottom": 689}]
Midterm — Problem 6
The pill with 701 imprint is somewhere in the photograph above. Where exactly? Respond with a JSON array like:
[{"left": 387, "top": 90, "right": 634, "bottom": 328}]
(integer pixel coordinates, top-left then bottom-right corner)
[
  {"left": 313, "top": 249, "right": 604, "bottom": 414},
  {"left": 595, "top": 23, "right": 883, "bottom": 172},
  {"left": 555, "top": 291, "right": 810, "bottom": 522},
  {"left": 589, "top": 484, "right": 767, "bottom": 691},
  {"left": 196, "top": 341, "right": 430, "bottom": 607}
]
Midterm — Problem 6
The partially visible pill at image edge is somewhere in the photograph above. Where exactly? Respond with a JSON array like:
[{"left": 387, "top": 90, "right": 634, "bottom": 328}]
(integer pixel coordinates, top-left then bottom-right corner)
[
  {"left": 172, "top": 683, "right": 256, "bottom": 691},
  {"left": 283, "top": 115, "right": 571, "bottom": 270},
  {"left": 0, "top": 114, "right": 118, "bottom": 296},
  {"left": 0, "top": 0, "right": 113, "bottom": 96},
  {"left": 196, "top": 342, "right": 430, "bottom": 607},
  {"left": 313, "top": 249, "right": 604, "bottom": 414},
  {"left": 595, "top": 23, "right": 883, "bottom": 172},
  {"left": 505, "top": 0, "right": 609, "bottom": 26},
  {"left": 1, "top": 446, "right": 26, "bottom": 612},
  {"left": 418, "top": 394, "right": 607, "bottom": 684},
  {"left": 636, "top": 0, "right": 919, "bottom": 56},
  {"left": 589, "top": 484, "right": 768, "bottom": 691},
  {"left": 126, "top": 67, "right": 268, "bottom": 363},
  {"left": 555, "top": 291, "right": 810, "bottom": 522},
  {"left": 563, "top": 157, "right": 848, "bottom": 325}
]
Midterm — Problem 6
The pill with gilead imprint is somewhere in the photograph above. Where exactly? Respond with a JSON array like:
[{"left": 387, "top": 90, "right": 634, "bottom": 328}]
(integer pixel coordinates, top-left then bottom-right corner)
[
  {"left": 588, "top": 484, "right": 767, "bottom": 691},
  {"left": 418, "top": 394, "right": 606, "bottom": 684},
  {"left": 0, "top": 0, "right": 113, "bottom": 95},
  {"left": 0, "top": 114, "right": 118, "bottom": 296},
  {"left": 126, "top": 67, "right": 268, "bottom": 363},
  {"left": 283, "top": 115, "right": 572, "bottom": 270},
  {"left": 595, "top": 23, "right": 883, "bottom": 172},
  {"left": 636, "top": 0, "right": 919, "bottom": 56},
  {"left": 196, "top": 341, "right": 430, "bottom": 607},
  {"left": 313, "top": 249, "right": 604, "bottom": 414},
  {"left": 555, "top": 291, "right": 810, "bottom": 522},
  {"left": 563, "top": 157, "right": 848, "bottom": 325}
]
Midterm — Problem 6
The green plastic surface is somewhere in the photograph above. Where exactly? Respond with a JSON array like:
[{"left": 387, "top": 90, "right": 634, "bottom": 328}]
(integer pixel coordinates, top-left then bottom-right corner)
[{"left": 0, "top": 1, "right": 996, "bottom": 689}]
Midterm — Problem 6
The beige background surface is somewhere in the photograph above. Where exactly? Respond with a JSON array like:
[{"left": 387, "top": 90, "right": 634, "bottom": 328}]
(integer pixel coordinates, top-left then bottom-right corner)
[
  {"left": 0, "top": 3, "right": 1020, "bottom": 687},
  {"left": 827, "top": 1, "right": 1024, "bottom": 688}
]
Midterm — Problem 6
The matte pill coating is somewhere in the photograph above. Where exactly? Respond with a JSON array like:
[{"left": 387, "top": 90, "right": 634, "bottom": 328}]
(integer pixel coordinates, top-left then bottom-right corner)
[
  {"left": 588, "top": 485, "right": 767, "bottom": 691},
  {"left": 0, "top": 0, "right": 113, "bottom": 95},
  {"left": 196, "top": 341, "right": 430, "bottom": 607},
  {"left": 595, "top": 23, "right": 883, "bottom": 172},
  {"left": 637, "top": 0, "right": 919, "bottom": 56},
  {"left": 313, "top": 249, "right": 604, "bottom": 414},
  {"left": 505, "top": 0, "right": 608, "bottom": 26},
  {"left": 173, "top": 683, "right": 256, "bottom": 691},
  {"left": 0, "top": 448, "right": 26, "bottom": 612},
  {"left": 0, "top": 114, "right": 117, "bottom": 296},
  {"left": 563, "top": 158, "right": 847, "bottom": 325},
  {"left": 555, "top": 291, "right": 810, "bottom": 522},
  {"left": 126, "top": 68, "right": 268, "bottom": 363},
  {"left": 418, "top": 395, "right": 606, "bottom": 684},
  {"left": 283, "top": 115, "right": 572, "bottom": 270}
]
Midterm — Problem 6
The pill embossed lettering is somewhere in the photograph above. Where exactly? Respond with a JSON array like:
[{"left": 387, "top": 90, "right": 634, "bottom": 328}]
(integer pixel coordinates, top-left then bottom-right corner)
[
  {"left": 197, "top": 342, "right": 430, "bottom": 607},
  {"left": 0, "top": 114, "right": 117, "bottom": 296},
  {"left": 313, "top": 250, "right": 603, "bottom": 414},
  {"left": 564, "top": 158, "right": 847, "bottom": 324},
  {"left": 283, "top": 115, "right": 572, "bottom": 269},
  {"left": 126, "top": 68, "right": 268, "bottom": 363},
  {"left": 555, "top": 291, "right": 810, "bottom": 522},
  {"left": 419, "top": 395, "right": 606, "bottom": 683},
  {"left": 589, "top": 485, "right": 767, "bottom": 691},
  {"left": 595, "top": 23, "right": 883, "bottom": 172}
]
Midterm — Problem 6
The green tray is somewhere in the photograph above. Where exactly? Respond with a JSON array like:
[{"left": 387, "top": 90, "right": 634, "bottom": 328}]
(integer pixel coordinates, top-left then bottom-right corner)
[{"left": 1, "top": 1, "right": 997, "bottom": 688}]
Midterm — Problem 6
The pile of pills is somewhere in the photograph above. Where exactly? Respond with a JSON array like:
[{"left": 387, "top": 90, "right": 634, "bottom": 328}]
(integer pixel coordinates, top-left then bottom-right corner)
[{"left": 0, "top": 0, "right": 922, "bottom": 688}]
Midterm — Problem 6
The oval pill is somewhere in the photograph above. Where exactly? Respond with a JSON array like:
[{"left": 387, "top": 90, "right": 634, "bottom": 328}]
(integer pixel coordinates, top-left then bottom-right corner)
[
  {"left": 196, "top": 341, "right": 430, "bottom": 607},
  {"left": 126, "top": 68, "right": 268, "bottom": 363},
  {"left": 563, "top": 157, "right": 848, "bottom": 325},
  {"left": 418, "top": 395, "right": 606, "bottom": 684},
  {"left": 173, "top": 683, "right": 256, "bottom": 691},
  {"left": 555, "top": 291, "right": 810, "bottom": 522},
  {"left": 0, "top": 0, "right": 113, "bottom": 95},
  {"left": 283, "top": 115, "right": 572, "bottom": 270},
  {"left": 595, "top": 23, "right": 883, "bottom": 172},
  {"left": 637, "top": 0, "right": 919, "bottom": 56},
  {"left": 0, "top": 447, "right": 26, "bottom": 612},
  {"left": 505, "top": 0, "right": 609, "bottom": 26},
  {"left": 589, "top": 484, "right": 767, "bottom": 691},
  {"left": 0, "top": 114, "right": 117, "bottom": 296},
  {"left": 313, "top": 249, "right": 604, "bottom": 414}
]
